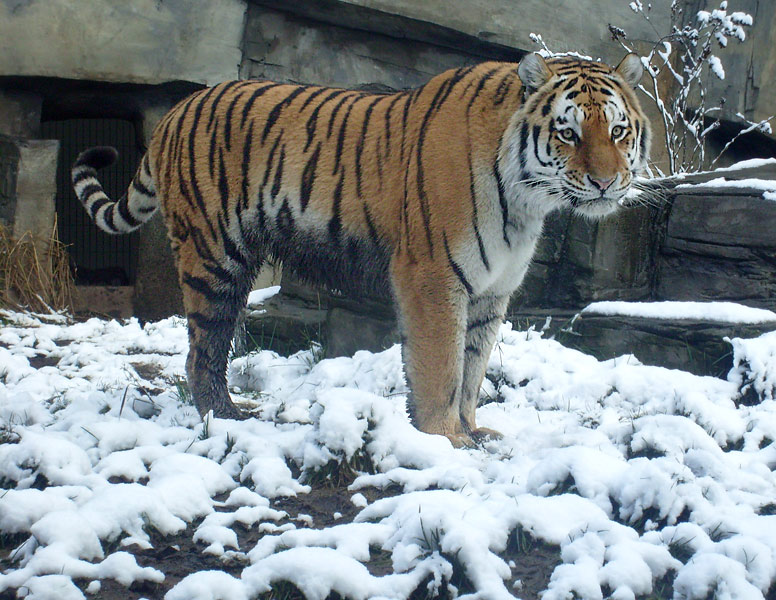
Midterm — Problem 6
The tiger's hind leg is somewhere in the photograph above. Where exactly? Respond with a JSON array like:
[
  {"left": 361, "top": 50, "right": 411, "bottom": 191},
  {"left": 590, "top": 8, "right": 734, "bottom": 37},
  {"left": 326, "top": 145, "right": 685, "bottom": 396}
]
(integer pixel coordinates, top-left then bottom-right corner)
[
  {"left": 459, "top": 294, "right": 510, "bottom": 443},
  {"left": 172, "top": 227, "right": 259, "bottom": 420}
]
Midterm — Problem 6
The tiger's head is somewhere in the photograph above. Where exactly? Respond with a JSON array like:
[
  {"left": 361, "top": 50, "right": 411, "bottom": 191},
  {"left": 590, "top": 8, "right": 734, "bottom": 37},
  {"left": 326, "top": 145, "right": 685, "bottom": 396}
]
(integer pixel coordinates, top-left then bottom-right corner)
[{"left": 500, "top": 53, "right": 651, "bottom": 219}]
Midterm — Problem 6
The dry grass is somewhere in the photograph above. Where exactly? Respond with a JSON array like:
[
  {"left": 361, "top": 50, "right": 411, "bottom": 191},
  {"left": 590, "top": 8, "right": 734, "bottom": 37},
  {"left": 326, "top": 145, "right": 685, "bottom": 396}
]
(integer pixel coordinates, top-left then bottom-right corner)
[{"left": 0, "top": 218, "right": 74, "bottom": 313}]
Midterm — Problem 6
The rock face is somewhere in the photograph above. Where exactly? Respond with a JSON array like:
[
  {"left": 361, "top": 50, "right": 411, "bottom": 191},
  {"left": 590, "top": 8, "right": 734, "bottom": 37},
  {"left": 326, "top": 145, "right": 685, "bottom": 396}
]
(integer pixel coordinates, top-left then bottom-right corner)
[
  {"left": 692, "top": 0, "right": 776, "bottom": 137},
  {"left": 658, "top": 188, "right": 776, "bottom": 309},
  {"left": 244, "top": 282, "right": 397, "bottom": 359},
  {"left": 241, "top": 5, "right": 485, "bottom": 91},
  {"left": 515, "top": 205, "right": 656, "bottom": 310}
]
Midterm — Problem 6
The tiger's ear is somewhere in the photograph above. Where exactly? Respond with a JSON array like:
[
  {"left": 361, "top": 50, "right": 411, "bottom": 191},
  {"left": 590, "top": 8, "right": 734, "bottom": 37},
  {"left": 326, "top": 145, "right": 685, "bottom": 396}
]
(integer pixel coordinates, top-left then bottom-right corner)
[
  {"left": 518, "top": 53, "right": 552, "bottom": 93},
  {"left": 615, "top": 53, "right": 644, "bottom": 88}
]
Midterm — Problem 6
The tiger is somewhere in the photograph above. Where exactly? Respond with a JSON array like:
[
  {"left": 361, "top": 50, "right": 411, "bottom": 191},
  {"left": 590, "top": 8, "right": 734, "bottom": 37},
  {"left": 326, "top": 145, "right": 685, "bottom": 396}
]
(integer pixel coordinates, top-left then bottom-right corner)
[{"left": 71, "top": 52, "right": 650, "bottom": 447}]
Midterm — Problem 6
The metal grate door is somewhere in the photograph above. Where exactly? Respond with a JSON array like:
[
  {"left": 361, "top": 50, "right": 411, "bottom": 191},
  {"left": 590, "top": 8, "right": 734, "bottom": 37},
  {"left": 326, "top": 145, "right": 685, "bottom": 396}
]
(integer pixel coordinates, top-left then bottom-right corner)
[{"left": 41, "top": 118, "right": 140, "bottom": 285}]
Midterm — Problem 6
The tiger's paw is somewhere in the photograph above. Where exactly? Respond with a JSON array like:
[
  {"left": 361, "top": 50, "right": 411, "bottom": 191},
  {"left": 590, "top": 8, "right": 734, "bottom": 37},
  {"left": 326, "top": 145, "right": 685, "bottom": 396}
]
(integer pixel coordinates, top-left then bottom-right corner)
[
  {"left": 470, "top": 427, "right": 503, "bottom": 444},
  {"left": 209, "top": 401, "right": 252, "bottom": 421},
  {"left": 445, "top": 432, "right": 478, "bottom": 448}
]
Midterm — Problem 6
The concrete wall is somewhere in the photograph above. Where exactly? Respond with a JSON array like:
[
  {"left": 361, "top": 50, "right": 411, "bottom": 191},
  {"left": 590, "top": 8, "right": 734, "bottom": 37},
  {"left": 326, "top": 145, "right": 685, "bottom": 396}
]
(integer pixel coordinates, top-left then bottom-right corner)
[
  {"left": 241, "top": 6, "right": 481, "bottom": 90},
  {"left": 253, "top": 0, "right": 671, "bottom": 64},
  {"left": 0, "top": 91, "right": 41, "bottom": 138},
  {"left": 0, "top": 0, "right": 246, "bottom": 86},
  {"left": 11, "top": 139, "right": 58, "bottom": 243}
]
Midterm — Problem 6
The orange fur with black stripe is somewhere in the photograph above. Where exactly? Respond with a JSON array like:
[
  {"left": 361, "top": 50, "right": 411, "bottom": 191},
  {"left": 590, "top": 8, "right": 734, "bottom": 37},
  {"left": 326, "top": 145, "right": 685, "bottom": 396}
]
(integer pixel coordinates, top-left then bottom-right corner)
[{"left": 72, "top": 53, "right": 650, "bottom": 447}]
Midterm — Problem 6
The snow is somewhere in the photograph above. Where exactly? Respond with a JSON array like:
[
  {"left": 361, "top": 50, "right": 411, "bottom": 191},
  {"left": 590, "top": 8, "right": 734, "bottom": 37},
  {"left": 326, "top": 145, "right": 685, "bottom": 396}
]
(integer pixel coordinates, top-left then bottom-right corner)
[
  {"left": 675, "top": 165, "right": 776, "bottom": 201},
  {"left": 711, "top": 158, "right": 776, "bottom": 173},
  {"left": 708, "top": 55, "right": 725, "bottom": 80},
  {"left": 676, "top": 177, "right": 776, "bottom": 192},
  {"left": 2, "top": 308, "right": 776, "bottom": 598},
  {"left": 528, "top": 32, "right": 594, "bottom": 61},
  {"left": 246, "top": 286, "right": 280, "bottom": 307},
  {"left": 583, "top": 300, "right": 776, "bottom": 324}
]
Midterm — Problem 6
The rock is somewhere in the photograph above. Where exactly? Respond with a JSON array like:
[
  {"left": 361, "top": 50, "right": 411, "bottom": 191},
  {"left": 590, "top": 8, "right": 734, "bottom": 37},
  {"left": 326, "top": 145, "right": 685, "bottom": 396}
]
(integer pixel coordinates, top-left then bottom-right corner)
[
  {"left": 512, "top": 204, "right": 656, "bottom": 311},
  {"left": 694, "top": 0, "right": 776, "bottom": 138},
  {"left": 658, "top": 189, "right": 776, "bottom": 308},
  {"left": 326, "top": 308, "right": 398, "bottom": 358},
  {"left": 244, "top": 287, "right": 329, "bottom": 356},
  {"left": 666, "top": 190, "right": 776, "bottom": 248},
  {"left": 560, "top": 313, "right": 776, "bottom": 377},
  {"left": 132, "top": 215, "right": 184, "bottom": 322},
  {"left": 72, "top": 285, "right": 134, "bottom": 320},
  {"left": 243, "top": 280, "right": 396, "bottom": 358}
]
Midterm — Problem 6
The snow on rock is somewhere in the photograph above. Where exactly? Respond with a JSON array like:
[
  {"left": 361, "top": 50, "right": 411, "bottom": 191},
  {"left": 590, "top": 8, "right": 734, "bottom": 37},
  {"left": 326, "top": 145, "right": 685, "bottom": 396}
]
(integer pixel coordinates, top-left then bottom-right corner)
[
  {"left": 1, "top": 310, "right": 776, "bottom": 598},
  {"left": 676, "top": 177, "right": 776, "bottom": 193},
  {"left": 711, "top": 157, "right": 776, "bottom": 172},
  {"left": 675, "top": 173, "right": 776, "bottom": 204},
  {"left": 246, "top": 285, "right": 281, "bottom": 307},
  {"left": 583, "top": 300, "right": 776, "bottom": 324}
]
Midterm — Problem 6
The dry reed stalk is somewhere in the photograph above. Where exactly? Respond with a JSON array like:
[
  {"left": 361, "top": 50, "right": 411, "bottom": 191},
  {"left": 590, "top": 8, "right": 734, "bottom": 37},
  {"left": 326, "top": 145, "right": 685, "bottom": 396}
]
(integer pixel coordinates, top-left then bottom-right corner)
[{"left": 0, "top": 217, "right": 74, "bottom": 313}]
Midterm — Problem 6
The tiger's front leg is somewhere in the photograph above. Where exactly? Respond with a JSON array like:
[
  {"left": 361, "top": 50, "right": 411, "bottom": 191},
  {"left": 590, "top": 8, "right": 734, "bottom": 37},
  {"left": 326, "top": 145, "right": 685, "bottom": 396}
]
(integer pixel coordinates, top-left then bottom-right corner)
[
  {"left": 390, "top": 256, "right": 473, "bottom": 447},
  {"left": 460, "top": 294, "right": 510, "bottom": 442}
]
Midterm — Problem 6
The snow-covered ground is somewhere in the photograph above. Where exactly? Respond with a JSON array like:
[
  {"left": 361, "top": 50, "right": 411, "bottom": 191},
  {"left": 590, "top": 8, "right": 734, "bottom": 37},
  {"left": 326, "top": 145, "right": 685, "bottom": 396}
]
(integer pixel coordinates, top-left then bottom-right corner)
[{"left": 2, "top": 305, "right": 776, "bottom": 599}]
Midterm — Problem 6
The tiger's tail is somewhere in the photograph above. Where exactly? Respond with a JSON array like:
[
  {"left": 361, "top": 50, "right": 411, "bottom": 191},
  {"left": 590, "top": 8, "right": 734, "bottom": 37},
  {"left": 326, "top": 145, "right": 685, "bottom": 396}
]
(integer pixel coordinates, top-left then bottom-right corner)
[{"left": 71, "top": 147, "right": 158, "bottom": 234}]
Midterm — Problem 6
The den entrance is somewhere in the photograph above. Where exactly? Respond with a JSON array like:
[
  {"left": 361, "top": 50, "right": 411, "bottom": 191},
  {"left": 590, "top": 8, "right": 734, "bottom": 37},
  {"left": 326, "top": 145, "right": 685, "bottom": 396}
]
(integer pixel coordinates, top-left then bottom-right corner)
[{"left": 41, "top": 118, "right": 140, "bottom": 286}]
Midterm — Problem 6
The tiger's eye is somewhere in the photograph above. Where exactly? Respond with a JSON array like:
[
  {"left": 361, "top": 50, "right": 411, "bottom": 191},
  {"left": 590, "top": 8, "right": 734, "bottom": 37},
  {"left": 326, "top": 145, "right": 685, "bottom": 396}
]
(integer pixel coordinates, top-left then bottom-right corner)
[
  {"left": 559, "top": 128, "right": 577, "bottom": 142},
  {"left": 611, "top": 125, "right": 625, "bottom": 139}
]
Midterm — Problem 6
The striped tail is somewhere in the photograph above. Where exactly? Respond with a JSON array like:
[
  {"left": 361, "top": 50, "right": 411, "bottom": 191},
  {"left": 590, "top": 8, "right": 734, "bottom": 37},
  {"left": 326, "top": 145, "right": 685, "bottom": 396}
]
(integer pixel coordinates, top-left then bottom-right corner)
[{"left": 71, "top": 146, "right": 158, "bottom": 234}]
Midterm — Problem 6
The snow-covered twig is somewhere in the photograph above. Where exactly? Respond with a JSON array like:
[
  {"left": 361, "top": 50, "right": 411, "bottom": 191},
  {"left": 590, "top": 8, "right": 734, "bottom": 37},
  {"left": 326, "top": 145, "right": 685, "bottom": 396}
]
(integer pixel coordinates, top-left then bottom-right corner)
[
  {"left": 709, "top": 117, "right": 775, "bottom": 168},
  {"left": 605, "top": 0, "right": 762, "bottom": 174}
]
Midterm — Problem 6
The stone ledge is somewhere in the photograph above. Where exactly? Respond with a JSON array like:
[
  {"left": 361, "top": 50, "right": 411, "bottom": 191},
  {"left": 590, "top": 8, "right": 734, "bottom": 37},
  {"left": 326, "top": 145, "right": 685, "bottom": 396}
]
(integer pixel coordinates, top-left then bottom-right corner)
[{"left": 561, "top": 313, "right": 776, "bottom": 377}]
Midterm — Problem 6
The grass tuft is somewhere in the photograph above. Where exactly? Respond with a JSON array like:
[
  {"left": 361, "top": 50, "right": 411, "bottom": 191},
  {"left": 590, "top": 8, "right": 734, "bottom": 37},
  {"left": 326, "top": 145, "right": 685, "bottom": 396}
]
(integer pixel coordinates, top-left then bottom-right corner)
[
  {"left": 0, "top": 219, "right": 74, "bottom": 313},
  {"left": 303, "top": 447, "right": 375, "bottom": 488},
  {"left": 172, "top": 376, "right": 192, "bottom": 406}
]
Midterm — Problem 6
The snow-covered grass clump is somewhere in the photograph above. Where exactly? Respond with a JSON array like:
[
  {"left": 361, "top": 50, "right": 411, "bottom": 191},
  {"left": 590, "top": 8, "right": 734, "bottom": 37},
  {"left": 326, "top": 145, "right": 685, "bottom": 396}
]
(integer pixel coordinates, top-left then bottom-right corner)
[{"left": 2, "top": 309, "right": 776, "bottom": 599}]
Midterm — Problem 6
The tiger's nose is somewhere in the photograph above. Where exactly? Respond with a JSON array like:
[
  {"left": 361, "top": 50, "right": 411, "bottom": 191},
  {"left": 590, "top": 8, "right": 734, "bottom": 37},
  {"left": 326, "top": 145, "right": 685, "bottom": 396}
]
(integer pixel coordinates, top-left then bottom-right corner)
[{"left": 589, "top": 175, "right": 615, "bottom": 191}]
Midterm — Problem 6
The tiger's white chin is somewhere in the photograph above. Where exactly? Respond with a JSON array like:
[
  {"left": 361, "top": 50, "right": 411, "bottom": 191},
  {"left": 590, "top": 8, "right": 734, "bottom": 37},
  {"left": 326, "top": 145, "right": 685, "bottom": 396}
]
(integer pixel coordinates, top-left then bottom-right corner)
[{"left": 568, "top": 195, "right": 622, "bottom": 219}]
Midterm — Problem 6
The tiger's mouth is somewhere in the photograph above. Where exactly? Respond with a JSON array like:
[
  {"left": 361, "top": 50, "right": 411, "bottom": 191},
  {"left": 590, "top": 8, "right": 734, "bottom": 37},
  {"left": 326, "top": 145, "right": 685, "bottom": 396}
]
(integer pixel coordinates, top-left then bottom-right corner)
[
  {"left": 566, "top": 188, "right": 624, "bottom": 217},
  {"left": 564, "top": 177, "right": 630, "bottom": 205}
]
